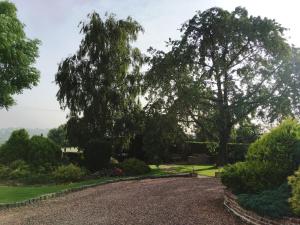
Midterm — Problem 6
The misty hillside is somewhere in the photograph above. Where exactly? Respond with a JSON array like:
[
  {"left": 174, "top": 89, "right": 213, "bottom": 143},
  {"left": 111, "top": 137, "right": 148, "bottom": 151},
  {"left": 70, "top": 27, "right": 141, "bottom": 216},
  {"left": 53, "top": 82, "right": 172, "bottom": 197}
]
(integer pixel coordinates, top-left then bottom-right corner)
[{"left": 0, "top": 128, "right": 50, "bottom": 144}]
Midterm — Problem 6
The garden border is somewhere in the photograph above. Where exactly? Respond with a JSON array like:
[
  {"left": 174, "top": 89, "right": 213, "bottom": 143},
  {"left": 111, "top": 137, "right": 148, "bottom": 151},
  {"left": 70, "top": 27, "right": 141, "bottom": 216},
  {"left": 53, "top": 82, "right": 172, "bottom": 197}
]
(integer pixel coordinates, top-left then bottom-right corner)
[
  {"left": 224, "top": 189, "right": 300, "bottom": 225},
  {"left": 0, "top": 173, "right": 195, "bottom": 210}
]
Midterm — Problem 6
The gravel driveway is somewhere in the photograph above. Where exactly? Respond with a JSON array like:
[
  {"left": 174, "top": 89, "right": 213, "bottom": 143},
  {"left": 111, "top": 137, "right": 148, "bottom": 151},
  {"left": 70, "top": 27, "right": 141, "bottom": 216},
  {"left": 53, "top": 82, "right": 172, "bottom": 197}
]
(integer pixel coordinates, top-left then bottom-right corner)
[{"left": 0, "top": 177, "right": 244, "bottom": 225}]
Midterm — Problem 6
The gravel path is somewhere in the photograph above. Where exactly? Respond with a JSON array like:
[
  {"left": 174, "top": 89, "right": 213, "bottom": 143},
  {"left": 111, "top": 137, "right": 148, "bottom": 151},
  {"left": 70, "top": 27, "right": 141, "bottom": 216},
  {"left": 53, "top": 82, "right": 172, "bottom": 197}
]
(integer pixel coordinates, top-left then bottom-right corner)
[{"left": 0, "top": 177, "right": 244, "bottom": 225}]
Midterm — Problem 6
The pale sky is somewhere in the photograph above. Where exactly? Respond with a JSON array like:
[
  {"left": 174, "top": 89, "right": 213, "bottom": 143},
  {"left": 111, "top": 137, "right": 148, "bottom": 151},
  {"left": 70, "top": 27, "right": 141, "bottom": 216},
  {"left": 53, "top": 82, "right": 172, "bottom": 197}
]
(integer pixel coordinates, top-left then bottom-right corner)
[{"left": 0, "top": 0, "right": 300, "bottom": 129}]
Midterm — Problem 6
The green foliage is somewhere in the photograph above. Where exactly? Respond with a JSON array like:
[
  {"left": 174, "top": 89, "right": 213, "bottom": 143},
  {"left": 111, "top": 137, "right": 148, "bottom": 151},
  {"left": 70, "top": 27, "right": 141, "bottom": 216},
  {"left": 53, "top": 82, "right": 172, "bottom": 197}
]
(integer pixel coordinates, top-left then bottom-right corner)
[
  {"left": 119, "top": 158, "right": 150, "bottom": 175},
  {"left": 232, "top": 120, "right": 261, "bottom": 144},
  {"left": 84, "top": 139, "right": 112, "bottom": 172},
  {"left": 288, "top": 167, "right": 300, "bottom": 216},
  {"left": 48, "top": 125, "right": 68, "bottom": 147},
  {"left": 221, "top": 161, "right": 288, "bottom": 194},
  {"left": 0, "top": 1, "right": 40, "bottom": 108},
  {"left": 142, "top": 113, "right": 186, "bottom": 163},
  {"left": 53, "top": 164, "right": 85, "bottom": 183},
  {"left": 8, "top": 160, "right": 30, "bottom": 179},
  {"left": 222, "top": 119, "right": 300, "bottom": 194},
  {"left": 0, "top": 129, "right": 30, "bottom": 163},
  {"left": 247, "top": 118, "right": 300, "bottom": 171},
  {"left": 186, "top": 141, "right": 248, "bottom": 163},
  {"left": 227, "top": 143, "right": 249, "bottom": 164},
  {"left": 0, "top": 163, "right": 10, "bottom": 179},
  {"left": 0, "top": 130, "right": 62, "bottom": 168},
  {"left": 55, "top": 12, "right": 144, "bottom": 148},
  {"left": 145, "top": 6, "right": 300, "bottom": 165},
  {"left": 238, "top": 183, "right": 292, "bottom": 218},
  {"left": 28, "top": 136, "right": 61, "bottom": 168}
]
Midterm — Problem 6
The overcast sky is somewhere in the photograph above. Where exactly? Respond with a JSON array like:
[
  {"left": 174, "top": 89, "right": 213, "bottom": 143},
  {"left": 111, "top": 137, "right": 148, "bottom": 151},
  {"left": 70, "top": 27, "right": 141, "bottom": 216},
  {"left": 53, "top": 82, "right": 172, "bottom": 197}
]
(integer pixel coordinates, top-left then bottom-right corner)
[{"left": 0, "top": 0, "right": 300, "bottom": 129}]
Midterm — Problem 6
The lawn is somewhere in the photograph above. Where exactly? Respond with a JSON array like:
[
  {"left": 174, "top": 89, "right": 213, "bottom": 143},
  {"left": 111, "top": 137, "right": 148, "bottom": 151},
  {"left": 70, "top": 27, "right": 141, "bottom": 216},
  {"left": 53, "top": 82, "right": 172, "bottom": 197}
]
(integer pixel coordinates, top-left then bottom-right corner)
[
  {"left": 149, "top": 164, "right": 221, "bottom": 177},
  {"left": 0, "top": 164, "right": 219, "bottom": 204},
  {"left": 0, "top": 177, "right": 117, "bottom": 204}
]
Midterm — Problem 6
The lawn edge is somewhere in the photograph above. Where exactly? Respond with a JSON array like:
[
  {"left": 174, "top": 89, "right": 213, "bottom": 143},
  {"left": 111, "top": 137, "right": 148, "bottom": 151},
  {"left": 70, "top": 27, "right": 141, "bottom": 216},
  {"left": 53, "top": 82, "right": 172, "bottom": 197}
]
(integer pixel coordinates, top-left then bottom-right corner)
[{"left": 0, "top": 173, "right": 195, "bottom": 210}]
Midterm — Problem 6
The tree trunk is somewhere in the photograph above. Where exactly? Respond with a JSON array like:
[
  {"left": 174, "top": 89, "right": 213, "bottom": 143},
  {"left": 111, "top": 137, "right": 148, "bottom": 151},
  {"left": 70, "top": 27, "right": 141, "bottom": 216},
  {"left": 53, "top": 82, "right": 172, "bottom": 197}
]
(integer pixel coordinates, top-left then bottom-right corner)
[{"left": 217, "top": 128, "right": 231, "bottom": 166}]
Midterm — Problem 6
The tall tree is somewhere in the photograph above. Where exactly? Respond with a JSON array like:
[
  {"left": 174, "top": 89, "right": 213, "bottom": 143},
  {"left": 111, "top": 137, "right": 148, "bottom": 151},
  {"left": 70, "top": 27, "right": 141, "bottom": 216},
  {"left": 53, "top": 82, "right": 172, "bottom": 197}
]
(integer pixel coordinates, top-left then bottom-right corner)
[
  {"left": 47, "top": 124, "right": 68, "bottom": 147},
  {"left": 145, "top": 7, "right": 300, "bottom": 165},
  {"left": 0, "top": 1, "right": 40, "bottom": 109},
  {"left": 55, "top": 12, "right": 143, "bottom": 148}
]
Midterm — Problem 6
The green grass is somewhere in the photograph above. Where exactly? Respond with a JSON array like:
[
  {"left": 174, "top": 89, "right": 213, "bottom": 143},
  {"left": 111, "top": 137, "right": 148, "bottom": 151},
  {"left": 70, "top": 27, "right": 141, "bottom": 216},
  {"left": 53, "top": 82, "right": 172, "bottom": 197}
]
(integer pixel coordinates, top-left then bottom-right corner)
[
  {"left": 0, "top": 177, "right": 118, "bottom": 204},
  {"left": 0, "top": 164, "right": 220, "bottom": 204},
  {"left": 149, "top": 164, "right": 222, "bottom": 177}
]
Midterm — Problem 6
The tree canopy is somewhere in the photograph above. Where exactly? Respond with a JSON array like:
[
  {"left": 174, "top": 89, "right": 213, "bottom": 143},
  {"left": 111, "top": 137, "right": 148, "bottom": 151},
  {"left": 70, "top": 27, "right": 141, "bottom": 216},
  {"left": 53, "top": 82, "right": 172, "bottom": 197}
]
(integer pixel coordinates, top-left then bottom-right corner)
[
  {"left": 55, "top": 12, "right": 144, "bottom": 148},
  {"left": 145, "top": 7, "right": 300, "bottom": 165},
  {"left": 0, "top": 1, "right": 40, "bottom": 109}
]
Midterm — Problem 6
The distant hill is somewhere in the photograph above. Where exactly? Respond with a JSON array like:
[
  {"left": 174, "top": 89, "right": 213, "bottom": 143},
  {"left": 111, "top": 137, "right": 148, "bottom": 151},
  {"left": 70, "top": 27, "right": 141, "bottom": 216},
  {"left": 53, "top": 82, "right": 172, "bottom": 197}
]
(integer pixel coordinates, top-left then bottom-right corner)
[{"left": 0, "top": 128, "right": 50, "bottom": 144}]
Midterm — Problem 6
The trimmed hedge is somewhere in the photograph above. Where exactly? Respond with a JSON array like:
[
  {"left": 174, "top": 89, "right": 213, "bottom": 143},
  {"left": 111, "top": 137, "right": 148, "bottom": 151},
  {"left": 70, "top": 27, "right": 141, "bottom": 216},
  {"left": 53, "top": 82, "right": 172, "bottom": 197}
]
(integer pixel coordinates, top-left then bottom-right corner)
[{"left": 186, "top": 141, "right": 249, "bottom": 163}]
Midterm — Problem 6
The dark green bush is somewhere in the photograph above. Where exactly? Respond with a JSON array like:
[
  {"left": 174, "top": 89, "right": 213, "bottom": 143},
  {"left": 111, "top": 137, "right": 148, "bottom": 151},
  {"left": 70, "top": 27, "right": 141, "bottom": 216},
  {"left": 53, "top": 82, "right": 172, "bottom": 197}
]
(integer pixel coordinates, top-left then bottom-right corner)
[
  {"left": 62, "top": 152, "right": 84, "bottom": 166},
  {"left": 53, "top": 164, "right": 85, "bottom": 182},
  {"left": 84, "top": 139, "right": 112, "bottom": 172},
  {"left": 119, "top": 158, "right": 150, "bottom": 175},
  {"left": 288, "top": 167, "right": 300, "bottom": 216},
  {"left": 238, "top": 183, "right": 292, "bottom": 218},
  {"left": 21, "top": 173, "right": 53, "bottom": 185},
  {"left": 227, "top": 143, "right": 249, "bottom": 164},
  {"left": 222, "top": 119, "right": 300, "bottom": 194},
  {"left": 0, "top": 129, "right": 30, "bottom": 163},
  {"left": 28, "top": 136, "right": 61, "bottom": 167}
]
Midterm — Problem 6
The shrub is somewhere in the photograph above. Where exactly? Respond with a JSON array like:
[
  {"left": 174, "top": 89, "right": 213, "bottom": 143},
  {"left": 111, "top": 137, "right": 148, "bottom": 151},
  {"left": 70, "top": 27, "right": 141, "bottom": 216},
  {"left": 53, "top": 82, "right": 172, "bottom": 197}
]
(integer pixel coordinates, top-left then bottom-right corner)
[
  {"left": 21, "top": 173, "right": 53, "bottom": 185},
  {"left": 28, "top": 136, "right": 62, "bottom": 167},
  {"left": 0, "top": 129, "right": 30, "bottom": 163},
  {"left": 0, "top": 164, "right": 11, "bottom": 179},
  {"left": 288, "top": 167, "right": 300, "bottom": 216},
  {"left": 84, "top": 139, "right": 112, "bottom": 172},
  {"left": 53, "top": 164, "right": 85, "bottom": 182},
  {"left": 222, "top": 119, "right": 300, "bottom": 194},
  {"left": 119, "top": 158, "right": 150, "bottom": 176},
  {"left": 8, "top": 160, "right": 30, "bottom": 179},
  {"left": 221, "top": 160, "right": 293, "bottom": 194},
  {"left": 238, "top": 183, "right": 292, "bottom": 218},
  {"left": 247, "top": 118, "right": 300, "bottom": 171},
  {"left": 227, "top": 143, "right": 249, "bottom": 164}
]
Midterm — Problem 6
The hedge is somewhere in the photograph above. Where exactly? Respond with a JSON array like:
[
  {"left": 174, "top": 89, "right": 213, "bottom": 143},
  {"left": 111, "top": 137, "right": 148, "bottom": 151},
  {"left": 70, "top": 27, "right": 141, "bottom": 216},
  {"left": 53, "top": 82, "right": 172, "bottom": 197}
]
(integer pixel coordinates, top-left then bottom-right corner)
[{"left": 185, "top": 141, "right": 249, "bottom": 163}]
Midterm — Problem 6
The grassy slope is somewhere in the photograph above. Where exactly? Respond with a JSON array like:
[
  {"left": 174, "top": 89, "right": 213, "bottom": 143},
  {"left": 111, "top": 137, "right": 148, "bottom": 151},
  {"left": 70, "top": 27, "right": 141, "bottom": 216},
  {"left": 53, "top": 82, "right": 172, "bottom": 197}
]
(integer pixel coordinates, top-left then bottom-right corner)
[{"left": 0, "top": 164, "right": 220, "bottom": 204}]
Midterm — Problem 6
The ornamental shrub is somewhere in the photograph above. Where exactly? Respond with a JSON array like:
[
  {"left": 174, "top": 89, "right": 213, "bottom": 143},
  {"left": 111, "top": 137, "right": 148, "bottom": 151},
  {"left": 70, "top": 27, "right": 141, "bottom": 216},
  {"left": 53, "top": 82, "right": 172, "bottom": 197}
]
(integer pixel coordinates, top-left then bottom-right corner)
[
  {"left": 247, "top": 118, "right": 300, "bottom": 171},
  {"left": 238, "top": 183, "right": 292, "bottom": 218},
  {"left": 53, "top": 164, "right": 85, "bottom": 182},
  {"left": 221, "top": 161, "right": 286, "bottom": 194},
  {"left": 288, "top": 167, "right": 300, "bottom": 216},
  {"left": 84, "top": 139, "right": 112, "bottom": 172},
  {"left": 222, "top": 119, "right": 300, "bottom": 194},
  {"left": 119, "top": 158, "right": 150, "bottom": 175}
]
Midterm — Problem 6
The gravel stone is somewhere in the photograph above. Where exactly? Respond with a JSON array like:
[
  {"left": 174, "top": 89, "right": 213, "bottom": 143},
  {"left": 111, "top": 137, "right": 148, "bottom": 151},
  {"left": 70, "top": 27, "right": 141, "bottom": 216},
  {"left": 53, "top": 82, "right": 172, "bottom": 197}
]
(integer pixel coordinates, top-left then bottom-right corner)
[{"left": 0, "top": 177, "right": 245, "bottom": 225}]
